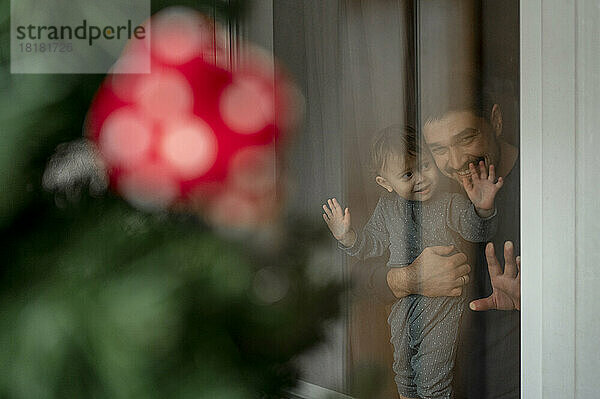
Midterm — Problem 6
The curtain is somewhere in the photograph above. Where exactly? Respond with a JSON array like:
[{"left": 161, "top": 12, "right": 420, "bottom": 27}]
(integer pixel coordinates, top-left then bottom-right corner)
[
  {"left": 341, "top": 2, "right": 414, "bottom": 398},
  {"left": 274, "top": 1, "right": 414, "bottom": 397}
]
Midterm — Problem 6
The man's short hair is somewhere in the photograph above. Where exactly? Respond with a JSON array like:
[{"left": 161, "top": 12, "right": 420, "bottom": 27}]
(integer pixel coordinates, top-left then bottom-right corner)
[
  {"left": 420, "top": 73, "right": 519, "bottom": 145},
  {"left": 369, "top": 124, "right": 420, "bottom": 175},
  {"left": 420, "top": 74, "right": 494, "bottom": 125}
]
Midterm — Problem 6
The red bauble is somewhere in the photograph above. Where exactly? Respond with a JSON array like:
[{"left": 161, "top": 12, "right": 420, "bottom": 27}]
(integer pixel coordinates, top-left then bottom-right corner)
[{"left": 86, "top": 7, "right": 299, "bottom": 218}]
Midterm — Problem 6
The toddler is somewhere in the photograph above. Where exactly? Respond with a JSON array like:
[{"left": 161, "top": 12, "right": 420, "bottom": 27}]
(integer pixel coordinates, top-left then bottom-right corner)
[{"left": 322, "top": 125, "right": 503, "bottom": 399}]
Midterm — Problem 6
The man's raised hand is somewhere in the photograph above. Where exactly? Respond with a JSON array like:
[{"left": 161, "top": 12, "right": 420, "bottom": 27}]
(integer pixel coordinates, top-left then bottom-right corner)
[
  {"left": 469, "top": 241, "right": 521, "bottom": 311},
  {"left": 461, "top": 161, "right": 504, "bottom": 214},
  {"left": 322, "top": 198, "right": 356, "bottom": 247}
]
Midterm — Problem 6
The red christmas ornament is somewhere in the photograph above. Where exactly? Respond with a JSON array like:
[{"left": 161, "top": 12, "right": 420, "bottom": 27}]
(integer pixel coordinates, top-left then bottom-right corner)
[{"left": 86, "top": 7, "right": 300, "bottom": 222}]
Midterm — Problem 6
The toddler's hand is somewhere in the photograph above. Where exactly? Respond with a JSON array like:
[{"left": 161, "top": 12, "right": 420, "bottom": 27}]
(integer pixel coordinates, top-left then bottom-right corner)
[
  {"left": 461, "top": 161, "right": 504, "bottom": 214},
  {"left": 322, "top": 198, "right": 355, "bottom": 246}
]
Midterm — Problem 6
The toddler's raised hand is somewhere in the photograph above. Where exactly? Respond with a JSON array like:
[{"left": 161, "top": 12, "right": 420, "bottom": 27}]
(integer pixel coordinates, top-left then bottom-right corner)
[
  {"left": 461, "top": 161, "right": 504, "bottom": 216},
  {"left": 322, "top": 198, "right": 356, "bottom": 247}
]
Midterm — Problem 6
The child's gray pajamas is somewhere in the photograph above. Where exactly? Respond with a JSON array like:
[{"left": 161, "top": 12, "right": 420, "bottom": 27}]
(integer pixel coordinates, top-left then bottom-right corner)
[{"left": 341, "top": 192, "right": 497, "bottom": 399}]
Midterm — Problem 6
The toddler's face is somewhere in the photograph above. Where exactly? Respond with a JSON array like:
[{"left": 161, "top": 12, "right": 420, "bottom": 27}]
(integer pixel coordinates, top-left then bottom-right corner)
[{"left": 376, "top": 151, "right": 439, "bottom": 201}]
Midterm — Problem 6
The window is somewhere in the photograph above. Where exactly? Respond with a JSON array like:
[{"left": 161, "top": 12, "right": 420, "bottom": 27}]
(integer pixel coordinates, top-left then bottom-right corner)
[{"left": 250, "top": 0, "right": 600, "bottom": 397}]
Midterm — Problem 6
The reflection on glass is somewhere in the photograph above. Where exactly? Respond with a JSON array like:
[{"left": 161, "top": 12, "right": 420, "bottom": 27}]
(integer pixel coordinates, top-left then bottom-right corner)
[{"left": 277, "top": 1, "right": 520, "bottom": 398}]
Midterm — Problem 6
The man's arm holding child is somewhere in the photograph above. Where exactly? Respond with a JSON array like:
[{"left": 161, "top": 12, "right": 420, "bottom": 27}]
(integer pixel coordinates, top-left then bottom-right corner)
[{"left": 386, "top": 246, "right": 472, "bottom": 298}]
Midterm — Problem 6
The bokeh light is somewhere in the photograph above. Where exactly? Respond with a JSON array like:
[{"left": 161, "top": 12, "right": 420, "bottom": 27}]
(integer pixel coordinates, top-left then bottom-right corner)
[
  {"left": 159, "top": 117, "right": 218, "bottom": 178},
  {"left": 86, "top": 6, "right": 302, "bottom": 225}
]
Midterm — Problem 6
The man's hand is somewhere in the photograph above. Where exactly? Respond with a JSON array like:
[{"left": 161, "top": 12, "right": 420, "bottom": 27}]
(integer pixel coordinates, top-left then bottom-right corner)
[
  {"left": 387, "top": 245, "right": 471, "bottom": 298},
  {"left": 469, "top": 241, "right": 521, "bottom": 311},
  {"left": 461, "top": 161, "right": 504, "bottom": 217},
  {"left": 322, "top": 198, "right": 356, "bottom": 247}
]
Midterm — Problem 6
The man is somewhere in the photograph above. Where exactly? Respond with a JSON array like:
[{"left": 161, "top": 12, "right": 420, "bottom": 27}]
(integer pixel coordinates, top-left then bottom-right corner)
[{"left": 368, "top": 100, "right": 521, "bottom": 398}]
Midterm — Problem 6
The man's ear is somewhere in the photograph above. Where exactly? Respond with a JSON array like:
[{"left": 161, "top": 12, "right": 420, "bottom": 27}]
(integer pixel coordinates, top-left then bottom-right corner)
[
  {"left": 490, "top": 104, "right": 503, "bottom": 137},
  {"left": 375, "top": 176, "right": 393, "bottom": 192}
]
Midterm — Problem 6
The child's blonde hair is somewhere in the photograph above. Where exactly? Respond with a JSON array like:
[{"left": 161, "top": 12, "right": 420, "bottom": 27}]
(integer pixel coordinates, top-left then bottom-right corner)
[{"left": 369, "top": 124, "right": 420, "bottom": 175}]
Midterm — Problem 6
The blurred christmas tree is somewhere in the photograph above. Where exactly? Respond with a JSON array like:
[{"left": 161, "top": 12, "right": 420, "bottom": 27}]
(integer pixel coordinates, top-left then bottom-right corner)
[{"left": 0, "top": 1, "right": 341, "bottom": 398}]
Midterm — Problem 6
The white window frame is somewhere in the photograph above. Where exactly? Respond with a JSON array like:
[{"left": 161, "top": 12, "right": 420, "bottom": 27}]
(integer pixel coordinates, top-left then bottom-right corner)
[
  {"left": 521, "top": 0, "right": 600, "bottom": 397},
  {"left": 521, "top": 0, "right": 574, "bottom": 397}
]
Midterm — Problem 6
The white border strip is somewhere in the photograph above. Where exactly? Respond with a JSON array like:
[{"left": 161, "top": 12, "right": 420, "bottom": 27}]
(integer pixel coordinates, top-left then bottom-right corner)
[
  {"left": 520, "top": 1, "right": 543, "bottom": 397},
  {"left": 521, "top": 0, "right": 578, "bottom": 398}
]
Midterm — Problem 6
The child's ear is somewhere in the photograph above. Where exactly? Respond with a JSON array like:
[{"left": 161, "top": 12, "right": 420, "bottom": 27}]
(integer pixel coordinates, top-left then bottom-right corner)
[{"left": 375, "top": 176, "right": 394, "bottom": 192}]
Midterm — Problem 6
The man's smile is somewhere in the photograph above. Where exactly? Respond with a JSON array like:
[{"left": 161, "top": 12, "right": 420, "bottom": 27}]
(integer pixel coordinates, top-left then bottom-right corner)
[{"left": 448, "top": 155, "right": 487, "bottom": 178}]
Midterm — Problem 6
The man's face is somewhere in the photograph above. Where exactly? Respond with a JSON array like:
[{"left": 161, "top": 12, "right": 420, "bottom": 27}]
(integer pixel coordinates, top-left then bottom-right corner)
[
  {"left": 376, "top": 151, "right": 439, "bottom": 202},
  {"left": 424, "top": 110, "right": 501, "bottom": 183}
]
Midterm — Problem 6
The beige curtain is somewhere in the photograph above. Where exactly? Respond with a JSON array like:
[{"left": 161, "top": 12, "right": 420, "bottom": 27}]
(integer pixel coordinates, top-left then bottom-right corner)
[
  {"left": 341, "top": 2, "right": 414, "bottom": 398},
  {"left": 274, "top": 1, "right": 414, "bottom": 397}
]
